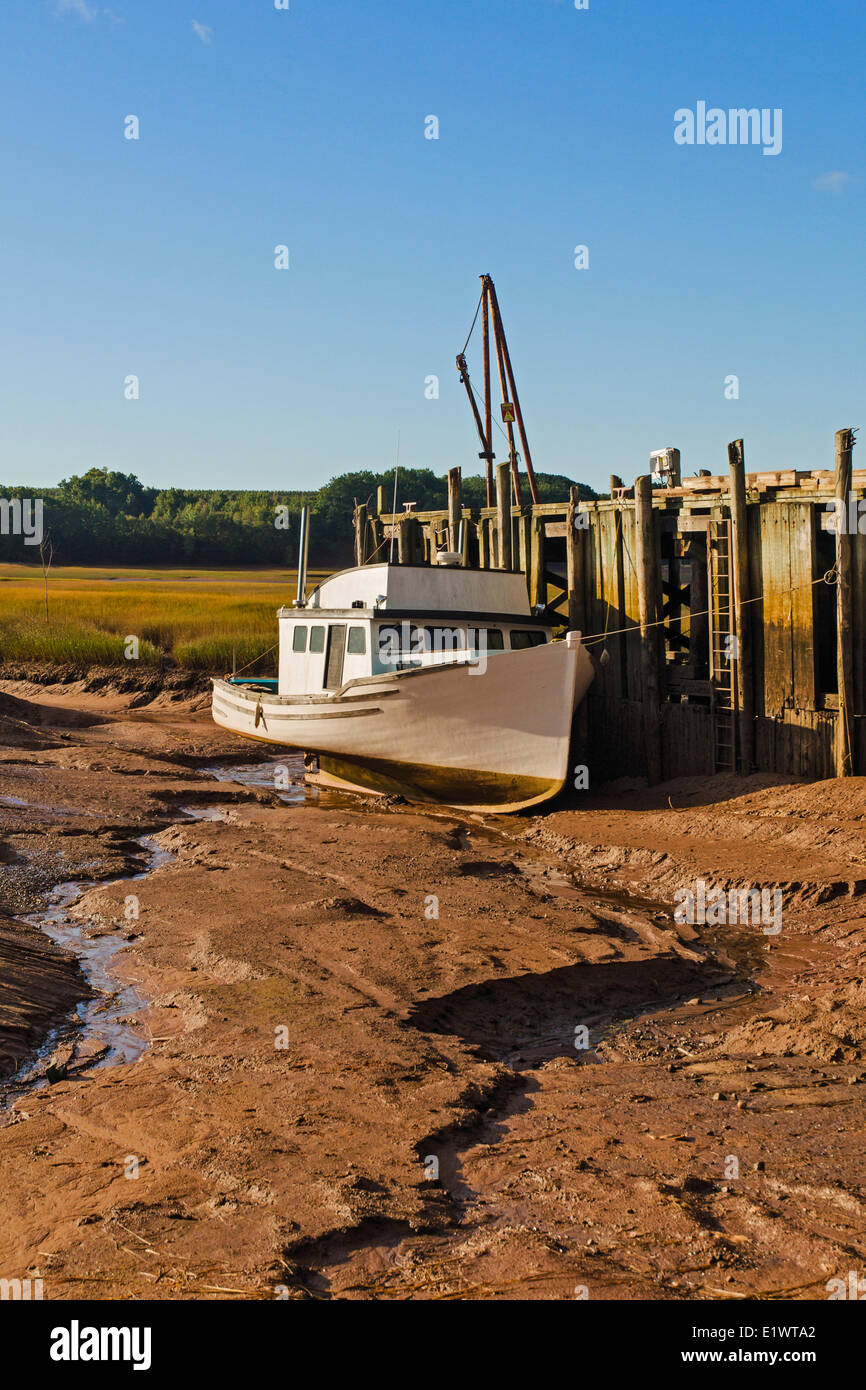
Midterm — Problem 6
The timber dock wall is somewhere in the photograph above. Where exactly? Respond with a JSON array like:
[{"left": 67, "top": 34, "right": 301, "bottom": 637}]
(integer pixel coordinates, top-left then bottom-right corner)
[{"left": 355, "top": 432, "right": 863, "bottom": 783}]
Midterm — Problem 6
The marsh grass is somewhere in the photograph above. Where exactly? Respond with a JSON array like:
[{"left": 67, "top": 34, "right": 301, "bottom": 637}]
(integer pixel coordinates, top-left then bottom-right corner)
[{"left": 0, "top": 566, "right": 330, "bottom": 672}]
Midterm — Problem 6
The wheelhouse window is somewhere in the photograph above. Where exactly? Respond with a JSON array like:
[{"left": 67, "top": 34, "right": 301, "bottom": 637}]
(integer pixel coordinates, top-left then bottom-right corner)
[
  {"left": 469, "top": 627, "right": 504, "bottom": 654},
  {"left": 292, "top": 626, "right": 308, "bottom": 652},
  {"left": 422, "top": 626, "right": 465, "bottom": 652},
  {"left": 347, "top": 626, "right": 367, "bottom": 655},
  {"left": 378, "top": 625, "right": 401, "bottom": 665},
  {"left": 510, "top": 630, "right": 546, "bottom": 650},
  {"left": 377, "top": 623, "right": 465, "bottom": 667},
  {"left": 309, "top": 626, "right": 325, "bottom": 654}
]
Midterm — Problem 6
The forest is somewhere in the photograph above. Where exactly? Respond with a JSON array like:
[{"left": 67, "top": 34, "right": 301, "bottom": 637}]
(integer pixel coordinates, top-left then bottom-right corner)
[{"left": 0, "top": 467, "right": 597, "bottom": 568}]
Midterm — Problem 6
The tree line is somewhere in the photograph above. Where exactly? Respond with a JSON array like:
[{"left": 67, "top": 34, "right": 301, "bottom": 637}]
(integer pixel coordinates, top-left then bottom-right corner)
[{"left": 0, "top": 467, "right": 597, "bottom": 567}]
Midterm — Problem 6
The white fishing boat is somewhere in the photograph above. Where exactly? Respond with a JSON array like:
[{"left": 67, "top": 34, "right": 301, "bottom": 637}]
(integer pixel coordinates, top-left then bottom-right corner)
[{"left": 211, "top": 530, "right": 594, "bottom": 812}]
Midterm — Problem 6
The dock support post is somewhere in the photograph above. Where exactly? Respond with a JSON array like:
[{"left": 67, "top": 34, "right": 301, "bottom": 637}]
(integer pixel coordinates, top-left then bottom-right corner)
[
  {"left": 368, "top": 513, "right": 382, "bottom": 562},
  {"left": 447, "top": 467, "right": 462, "bottom": 555},
  {"left": 728, "top": 439, "right": 754, "bottom": 772},
  {"left": 354, "top": 503, "right": 368, "bottom": 567},
  {"left": 495, "top": 461, "right": 512, "bottom": 569},
  {"left": 835, "top": 427, "right": 856, "bottom": 776},
  {"left": 478, "top": 516, "right": 491, "bottom": 569},
  {"left": 529, "top": 515, "right": 544, "bottom": 611},
  {"left": 567, "top": 485, "right": 590, "bottom": 753},
  {"left": 396, "top": 515, "right": 415, "bottom": 565},
  {"left": 566, "top": 485, "right": 587, "bottom": 633},
  {"left": 635, "top": 475, "right": 663, "bottom": 785}
]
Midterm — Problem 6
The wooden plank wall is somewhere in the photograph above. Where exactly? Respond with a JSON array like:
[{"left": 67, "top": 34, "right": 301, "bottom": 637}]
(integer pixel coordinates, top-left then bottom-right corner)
[{"left": 374, "top": 460, "right": 864, "bottom": 783}]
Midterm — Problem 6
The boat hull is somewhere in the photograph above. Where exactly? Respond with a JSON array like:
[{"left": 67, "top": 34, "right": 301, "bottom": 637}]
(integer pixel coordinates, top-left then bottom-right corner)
[{"left": 211, "top": 632, "right": 594, "bottom": 813}]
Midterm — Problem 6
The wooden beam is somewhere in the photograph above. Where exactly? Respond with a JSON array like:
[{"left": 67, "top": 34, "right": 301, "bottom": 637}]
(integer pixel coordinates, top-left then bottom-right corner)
[
  {"left": 447, "top": 467, "right": 462, "bottom": 554},
  {"left": 478, "top": 515, "right": 491, "bottom": 569},
  {"left": 368, "top": 515, "right": 382, "bottom": 563},
  {"left": 635, "top": 475, "right": 663, "bottom": 784},
  {"left": 396, "top": 515, "right": 416, "bottom": 565},
  {"left": 495, "top": 461, "right": 512, "bottom": 570},
  {"left": 481, "top": 279, "right": 494, "bottom": 507},
  {"left": 353, "top": 503, "right": 367, "bottom": 567},
  {"left": 487, "top": 284, "right": 539, "bottom": 505},
  {"left": 529, "top": 515, "right": 544, "bottom": 610},
  {"left": 835, "top": 427, "right": 856, "bottom": 776},
  {"left": 728, "top": 439, "right": 754, "bottom": 772},
  {"left": 517, "top": 509, "right": 530, "bottom": 577},
  {"left": 566, "top": 484, "right": 587, "bottom": 633}
]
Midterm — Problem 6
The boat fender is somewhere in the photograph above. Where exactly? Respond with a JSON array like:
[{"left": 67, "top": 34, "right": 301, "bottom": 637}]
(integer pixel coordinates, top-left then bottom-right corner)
[{"left": 254, "top": 700, "right": 265, "bottom": 729}]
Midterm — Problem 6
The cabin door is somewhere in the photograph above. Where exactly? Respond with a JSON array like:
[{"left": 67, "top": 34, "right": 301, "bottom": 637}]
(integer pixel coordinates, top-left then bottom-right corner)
[{"left": 323, "top": 624, "right": 347, "bottom": 689}]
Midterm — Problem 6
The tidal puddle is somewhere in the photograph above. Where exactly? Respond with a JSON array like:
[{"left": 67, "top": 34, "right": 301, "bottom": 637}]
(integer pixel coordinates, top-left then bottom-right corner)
[
  {"left": 5, "top": 836, "right": 174, "bottom": 1097},
  {"left": 204, "top": 753, "right": 307, "bottom": 803},
  {"left": 203, "top": 753, "right": 358, "bottom": 810}
]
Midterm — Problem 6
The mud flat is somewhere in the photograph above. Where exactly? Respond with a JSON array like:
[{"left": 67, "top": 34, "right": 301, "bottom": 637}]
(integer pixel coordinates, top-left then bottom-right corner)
[{"left": 0, "top": 676, "right": 864, "bottom": 1301}]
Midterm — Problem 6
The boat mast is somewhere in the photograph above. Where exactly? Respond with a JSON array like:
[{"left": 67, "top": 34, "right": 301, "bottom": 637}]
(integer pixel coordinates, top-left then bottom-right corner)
[{"left": 455, "top": 276, "right": 540, "bottom": 507}]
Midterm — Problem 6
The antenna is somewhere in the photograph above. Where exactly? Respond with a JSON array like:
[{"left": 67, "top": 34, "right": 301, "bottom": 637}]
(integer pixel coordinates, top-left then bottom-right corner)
[
  {"left": 293, "top": 504, "right": 310, "bottom": 606},
  {"left": 388, "top": 431, "right": 400, "bottom": 564}
]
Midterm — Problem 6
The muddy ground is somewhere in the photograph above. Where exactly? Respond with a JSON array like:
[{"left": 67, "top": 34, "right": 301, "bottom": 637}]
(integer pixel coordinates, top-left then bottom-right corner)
[{"left": 0, "top": 677, "right": 864, "bottom": 1301}]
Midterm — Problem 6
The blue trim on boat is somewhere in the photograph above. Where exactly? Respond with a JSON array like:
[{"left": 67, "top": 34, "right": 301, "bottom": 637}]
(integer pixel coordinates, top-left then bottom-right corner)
[{"left": 228, "top": 677, "right": 279, "bottom": 689}]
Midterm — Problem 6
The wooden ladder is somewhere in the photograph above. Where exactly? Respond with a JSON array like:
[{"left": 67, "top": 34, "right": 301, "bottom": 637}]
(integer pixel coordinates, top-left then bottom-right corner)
[{"left": 709, "top": 518, "right": 738, "bottom": 773}]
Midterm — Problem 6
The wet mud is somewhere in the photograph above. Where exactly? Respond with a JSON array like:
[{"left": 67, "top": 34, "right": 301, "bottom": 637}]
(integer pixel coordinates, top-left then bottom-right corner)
[{"left": 0, "top": 676, "right": 864, "bottom": 1300}]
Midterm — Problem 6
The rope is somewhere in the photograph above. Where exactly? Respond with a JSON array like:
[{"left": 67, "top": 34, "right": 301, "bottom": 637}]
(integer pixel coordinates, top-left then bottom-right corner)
[
  {"left": 228, "top": 641, "right": 278, "bottom": 679},
  {"left": 468, "top": 377, "right": 512, "bottom": 448},
  {"left": 580, "top": 569, "right": 840, "bottom": 648},
  {"left": 460, "top": 287, "right": 485, "bottom": 357}
]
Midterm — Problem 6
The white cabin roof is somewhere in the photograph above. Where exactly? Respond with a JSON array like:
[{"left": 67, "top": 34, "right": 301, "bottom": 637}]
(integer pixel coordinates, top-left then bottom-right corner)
[{"left": 291, "top": 563, "right": 533, "bottom": 618}]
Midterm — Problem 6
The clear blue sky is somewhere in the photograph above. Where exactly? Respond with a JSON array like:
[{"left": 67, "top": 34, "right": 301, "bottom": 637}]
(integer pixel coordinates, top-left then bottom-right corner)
[{"left": 0, "top": 0, "right": 862, "bottom": 496}]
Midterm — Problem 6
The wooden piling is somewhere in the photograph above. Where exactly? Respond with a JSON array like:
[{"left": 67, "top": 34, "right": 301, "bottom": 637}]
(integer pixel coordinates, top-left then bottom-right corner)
[
  {"left": 478, "top": 516, "right": 491, "bottom": 569},
  {"left": 566, "top": 485, "right": 587, "bottom": 633},
  {"left": 354, "top": 503, "right": 368, "bottom": 567},
  {"left": 447, "top": 468, "right": 462, "bottom": 554},
  {"left": 835, "top": 427, "right": 856, "bottom": 776},
  {"left": 495, "top": 461, "right": 512, "bottom": 570},
  {"left": 368, "top": 513, "right": 382, "bottom": 563},
  {"left": 635, "top": 475, "right": 663, "bottom": 784},
  {"left": 396, "top": 515, "right": 415, "bottom": 565},
  {"left": 728, "top": 439, "right": 754, "bottom": 772},
  {"left": 528, "top": 515, "right": 545, "bottom": 611}
]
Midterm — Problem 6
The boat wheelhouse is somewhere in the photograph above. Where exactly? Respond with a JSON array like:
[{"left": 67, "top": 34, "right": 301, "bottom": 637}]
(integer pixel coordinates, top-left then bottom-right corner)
[{"left": 277, "top": 562, "right": 553, "bottom": 693}]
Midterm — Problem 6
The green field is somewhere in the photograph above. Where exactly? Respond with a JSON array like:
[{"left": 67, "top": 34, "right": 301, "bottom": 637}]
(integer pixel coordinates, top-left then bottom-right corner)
[{"left": 0, "top": 565, "right": 330, "bottom": 672}]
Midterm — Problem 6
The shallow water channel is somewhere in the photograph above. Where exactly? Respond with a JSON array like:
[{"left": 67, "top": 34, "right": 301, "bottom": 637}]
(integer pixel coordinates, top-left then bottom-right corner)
[{"left": 4, "top": 755, "right": 309, "bottom": 1097}]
